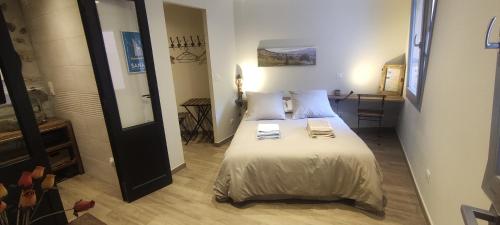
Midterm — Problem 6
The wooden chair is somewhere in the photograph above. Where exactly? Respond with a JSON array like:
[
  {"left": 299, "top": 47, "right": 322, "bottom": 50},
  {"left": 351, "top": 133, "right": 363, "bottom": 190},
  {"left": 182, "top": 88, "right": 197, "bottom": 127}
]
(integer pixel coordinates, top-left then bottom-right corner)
[
  {"left": 357, "top": 94, "right": 386, "bottom": 136},
  {"left": 178, "top": 112, "right": 190, "bottom": 144}
]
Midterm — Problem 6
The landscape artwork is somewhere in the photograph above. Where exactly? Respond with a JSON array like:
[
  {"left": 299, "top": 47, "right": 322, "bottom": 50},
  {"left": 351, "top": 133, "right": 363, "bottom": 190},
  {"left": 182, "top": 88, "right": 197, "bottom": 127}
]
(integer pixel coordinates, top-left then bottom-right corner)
[{"left": 258, "top": 47, "right": 316, "bottom": 67}]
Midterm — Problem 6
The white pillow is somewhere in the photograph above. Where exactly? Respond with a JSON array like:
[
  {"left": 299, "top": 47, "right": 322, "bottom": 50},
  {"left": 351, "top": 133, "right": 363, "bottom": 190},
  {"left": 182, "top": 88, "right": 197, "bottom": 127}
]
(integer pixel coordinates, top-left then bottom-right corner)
[
  {"left": 290, "top": 90, "right": 335, "bottom": 119},
  {"left": 246, "top": 92, "right": 286, "bottom": 120}
]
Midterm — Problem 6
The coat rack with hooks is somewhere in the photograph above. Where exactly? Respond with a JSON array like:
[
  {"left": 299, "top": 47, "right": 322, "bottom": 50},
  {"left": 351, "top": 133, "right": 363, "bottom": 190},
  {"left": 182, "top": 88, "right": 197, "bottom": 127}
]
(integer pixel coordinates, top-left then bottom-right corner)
[
  {"left": 169, "top": 34, "right": 207, "bottom": 64},
  {"left": 169, "top": 35, "right": 206, "bottom": 49}
]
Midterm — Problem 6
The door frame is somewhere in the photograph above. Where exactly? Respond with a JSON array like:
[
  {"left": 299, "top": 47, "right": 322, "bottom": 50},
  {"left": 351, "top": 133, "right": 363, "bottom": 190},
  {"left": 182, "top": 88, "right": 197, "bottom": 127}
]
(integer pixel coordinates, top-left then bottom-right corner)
[
  {"left": 163, "top": 2, "right": 217, "bottom": 142},
  {"left": 77, "top": 0, "right": 172, "bottom": 202}
]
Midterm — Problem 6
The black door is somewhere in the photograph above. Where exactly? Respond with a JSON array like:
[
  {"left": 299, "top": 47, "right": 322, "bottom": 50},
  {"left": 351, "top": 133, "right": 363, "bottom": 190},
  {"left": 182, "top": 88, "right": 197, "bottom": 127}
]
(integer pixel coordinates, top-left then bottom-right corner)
[
  {"left": 77, "top": 0, "right": 172, "bottom": 202},
  {"left": 0, "top": 10, "right": 66, "bottom": 225}
]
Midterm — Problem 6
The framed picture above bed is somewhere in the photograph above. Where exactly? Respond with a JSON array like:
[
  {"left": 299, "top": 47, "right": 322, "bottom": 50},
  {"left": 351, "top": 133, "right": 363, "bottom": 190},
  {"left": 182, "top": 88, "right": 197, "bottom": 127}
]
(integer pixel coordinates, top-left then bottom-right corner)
[
  {"left": 379, "top": 64, "right": 406, "bottom": 96},
  {"left": 258, "top": 47, "right": 316, "bottom": 67}
]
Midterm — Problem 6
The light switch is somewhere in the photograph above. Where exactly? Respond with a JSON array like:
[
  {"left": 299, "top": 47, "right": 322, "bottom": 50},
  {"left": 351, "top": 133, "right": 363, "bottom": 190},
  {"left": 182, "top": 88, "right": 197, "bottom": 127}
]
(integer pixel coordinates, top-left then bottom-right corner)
[
  {"left": 215, "top": 73, "right": 222, "bottom": 81},
  {"left": 47, "top": 81, "right": 56, "bottom": 95}
]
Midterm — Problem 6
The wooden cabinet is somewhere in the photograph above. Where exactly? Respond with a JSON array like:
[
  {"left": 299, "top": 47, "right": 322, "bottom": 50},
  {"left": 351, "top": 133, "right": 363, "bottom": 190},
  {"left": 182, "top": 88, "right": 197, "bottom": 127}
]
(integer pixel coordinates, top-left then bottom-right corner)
[{"left": 0, "top": 118, "right": 84, "bottom": 182}]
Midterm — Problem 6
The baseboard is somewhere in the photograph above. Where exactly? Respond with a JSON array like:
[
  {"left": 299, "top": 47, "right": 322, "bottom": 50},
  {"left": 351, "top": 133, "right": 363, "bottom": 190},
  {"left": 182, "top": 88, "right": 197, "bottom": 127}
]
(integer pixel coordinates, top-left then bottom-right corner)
[
  {"left": 171, "top": 162, "right": 186, "bottom": 174},
  {"left": 214, "top": 135, "right": 233, "bottom": 147},
  {"left": 396, "top": 132, "right": 434, "bottom": 225}
]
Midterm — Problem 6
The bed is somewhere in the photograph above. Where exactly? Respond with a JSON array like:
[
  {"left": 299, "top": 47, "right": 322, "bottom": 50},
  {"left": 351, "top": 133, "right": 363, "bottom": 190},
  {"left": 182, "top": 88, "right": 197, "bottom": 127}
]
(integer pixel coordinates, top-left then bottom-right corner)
[{"left": 213, "top": 114, "right": 386, "bottom": 212}]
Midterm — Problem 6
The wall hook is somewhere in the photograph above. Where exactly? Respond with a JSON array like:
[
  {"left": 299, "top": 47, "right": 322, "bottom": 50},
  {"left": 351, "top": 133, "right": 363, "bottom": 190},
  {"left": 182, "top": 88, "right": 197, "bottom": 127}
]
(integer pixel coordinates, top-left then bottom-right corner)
[
  {"left": 197, "top": 35, "right": 202, "bottom": 47},
  {"left": 190, "top": 36, "right": 196, "bottom": 47},
  {"left": 183, "top": 36, "right": 188, "bottom": 48},
  {"left": 169, "top": 37, "right": 175, "bottom": 48},
  {"left": 176, "top": 36, "right": 182, "bottom": 48},
  {"left": 485, "top": 17, "right": 500, "bottom": 49}
]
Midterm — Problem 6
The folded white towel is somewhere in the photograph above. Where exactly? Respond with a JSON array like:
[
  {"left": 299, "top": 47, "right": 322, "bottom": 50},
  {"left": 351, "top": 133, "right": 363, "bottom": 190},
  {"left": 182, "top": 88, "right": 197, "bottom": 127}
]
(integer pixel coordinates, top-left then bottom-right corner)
[
  {"left": 257, "top": 124, "right": 280, "bottom": 140},
  {"left": 307, "top": 119, "right": 333, "bottom": 132},
  {"left": 257, "top": 123, "right": 280, "bottom": 132},
  {"left": 257, "top": 133, "right": 281, "bottom": 140},
  {"left": 307, "top": 119, "right": 335, "bottom": 138}
]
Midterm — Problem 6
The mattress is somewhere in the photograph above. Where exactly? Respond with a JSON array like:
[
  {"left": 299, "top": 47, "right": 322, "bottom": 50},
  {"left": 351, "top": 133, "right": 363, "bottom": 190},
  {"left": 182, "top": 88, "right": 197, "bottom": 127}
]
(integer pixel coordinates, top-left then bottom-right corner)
[{"left": 213, "top": 114, "right": 386, "bottom": 212}]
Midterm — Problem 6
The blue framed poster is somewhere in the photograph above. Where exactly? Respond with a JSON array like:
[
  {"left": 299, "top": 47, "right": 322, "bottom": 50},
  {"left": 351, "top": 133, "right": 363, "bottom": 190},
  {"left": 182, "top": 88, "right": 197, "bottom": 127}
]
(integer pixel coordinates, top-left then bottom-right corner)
[{"left": 121, "top": 31, "right": 145, "bottom": 73}]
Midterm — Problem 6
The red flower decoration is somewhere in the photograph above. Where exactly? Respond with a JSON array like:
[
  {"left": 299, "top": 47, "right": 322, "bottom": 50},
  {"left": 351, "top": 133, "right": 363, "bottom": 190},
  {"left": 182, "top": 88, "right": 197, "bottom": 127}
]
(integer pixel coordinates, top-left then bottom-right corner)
[
  {"left": 19, "top": 189, "right": 37, "bottom": 208},
  {"left": 0, "top": 201, "right": 6, "bottom": 213},
  {"left": 31, "top": 166, "right": 45, "bottom": 179},
  {"left": 17, "top": 171, "right": 33, "bottom": 188},
  {"left": 72, "top": 200, "right": 95, "bottom": 217}
]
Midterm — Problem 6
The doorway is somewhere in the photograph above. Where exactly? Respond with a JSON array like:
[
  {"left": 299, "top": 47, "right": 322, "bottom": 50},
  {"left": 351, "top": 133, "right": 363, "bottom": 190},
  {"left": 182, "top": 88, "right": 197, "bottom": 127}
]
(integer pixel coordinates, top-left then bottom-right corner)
[{"left": 164, "top": 3, "right": 214, "bottom": 145}]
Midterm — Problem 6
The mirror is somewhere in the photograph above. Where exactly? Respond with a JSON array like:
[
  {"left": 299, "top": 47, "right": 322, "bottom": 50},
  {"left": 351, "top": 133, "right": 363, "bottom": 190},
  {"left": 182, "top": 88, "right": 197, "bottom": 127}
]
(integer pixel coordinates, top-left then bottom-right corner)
[{"left": 379, "top": 64, "right": 406, "bottom": 95}]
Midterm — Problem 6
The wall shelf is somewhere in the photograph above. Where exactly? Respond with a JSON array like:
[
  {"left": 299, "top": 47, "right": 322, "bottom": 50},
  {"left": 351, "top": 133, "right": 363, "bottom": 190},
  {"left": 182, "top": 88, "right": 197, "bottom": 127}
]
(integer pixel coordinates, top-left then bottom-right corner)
[{"left": 0, "top": 118, "right": 84, "bottom": 182}]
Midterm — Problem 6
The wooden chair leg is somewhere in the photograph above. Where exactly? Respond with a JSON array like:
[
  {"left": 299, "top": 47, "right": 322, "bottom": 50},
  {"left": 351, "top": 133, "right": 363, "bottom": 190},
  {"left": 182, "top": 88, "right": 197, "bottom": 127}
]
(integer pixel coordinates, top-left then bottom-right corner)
[
  {"left": 357, "top": 118, "right": 360, "bottom": 133},
  {"left": 377, "top": 118, "right": 382, "bottom": 145},
  {"left": 378, "top": 119, "right": 382, "bottom": 136}
]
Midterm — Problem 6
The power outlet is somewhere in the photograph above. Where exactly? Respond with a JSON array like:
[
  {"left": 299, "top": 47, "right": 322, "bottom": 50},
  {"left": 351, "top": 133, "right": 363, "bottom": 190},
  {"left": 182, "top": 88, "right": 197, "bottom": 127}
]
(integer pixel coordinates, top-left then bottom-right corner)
[
  {"left": 109, "top": 157, "right": 115, "bottom": 167},
  {"left": 336, "top": 73, "right": 344, "bottom": 79},
  {"left": 425, "top": 169, "right": 431, "bottom": 184}
]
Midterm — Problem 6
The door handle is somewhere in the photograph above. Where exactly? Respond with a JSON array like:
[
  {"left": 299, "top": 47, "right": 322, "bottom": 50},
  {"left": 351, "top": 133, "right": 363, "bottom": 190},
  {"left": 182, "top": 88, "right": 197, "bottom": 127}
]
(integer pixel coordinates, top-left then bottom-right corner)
[
  {"left": 486, "top": 17, "right": 500, "bottom": 49},
  {"left": 461, "top": 205, "right": 499, "bottom": 225},
  {"left": 413, "top": 34, "right": 423, "bottom": 48}
]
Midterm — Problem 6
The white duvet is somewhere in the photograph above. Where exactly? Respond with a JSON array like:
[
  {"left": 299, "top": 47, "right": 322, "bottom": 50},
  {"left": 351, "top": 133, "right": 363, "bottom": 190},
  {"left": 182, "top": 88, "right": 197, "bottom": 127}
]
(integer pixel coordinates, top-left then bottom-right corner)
[{"left": 214, "top": 114, "right": 386, "bottom": 212}]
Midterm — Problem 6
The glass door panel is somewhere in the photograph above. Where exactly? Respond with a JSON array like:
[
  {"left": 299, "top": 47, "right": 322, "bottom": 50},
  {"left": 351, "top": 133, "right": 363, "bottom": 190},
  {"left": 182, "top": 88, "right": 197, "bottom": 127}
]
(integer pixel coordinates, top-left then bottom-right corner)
[{"left": 96, "top": 0, "right": 154, "bottom": 128}]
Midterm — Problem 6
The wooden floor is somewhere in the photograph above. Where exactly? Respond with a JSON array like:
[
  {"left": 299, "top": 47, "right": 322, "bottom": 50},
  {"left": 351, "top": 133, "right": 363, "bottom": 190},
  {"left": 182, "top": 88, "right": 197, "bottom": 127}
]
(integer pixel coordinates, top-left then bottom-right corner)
[{"left": 59, "top": 130, "right": 428, "bottom": 225}]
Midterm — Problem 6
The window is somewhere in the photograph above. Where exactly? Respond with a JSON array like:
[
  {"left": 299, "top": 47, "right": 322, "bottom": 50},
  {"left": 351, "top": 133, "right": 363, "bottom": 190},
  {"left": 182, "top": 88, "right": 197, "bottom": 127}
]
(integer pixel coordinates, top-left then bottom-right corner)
[{"left": 406, "top": 0, "right": 438, "bottom": 109}]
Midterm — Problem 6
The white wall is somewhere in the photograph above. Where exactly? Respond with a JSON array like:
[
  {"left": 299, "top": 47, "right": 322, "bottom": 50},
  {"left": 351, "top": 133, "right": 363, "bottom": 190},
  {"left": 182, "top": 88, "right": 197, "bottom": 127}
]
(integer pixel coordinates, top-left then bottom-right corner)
[
  {"left": 397, "top": 0, "right": 500, "bottom": 225},
  {"left": 145, "top": 0, "right": 237, "bottom": 169},
  {"left": 164, "top": 4, "right": 211, "bottom": 113},
  {"left": 234, "top": 0, "right": 411, "bottom": 95}
]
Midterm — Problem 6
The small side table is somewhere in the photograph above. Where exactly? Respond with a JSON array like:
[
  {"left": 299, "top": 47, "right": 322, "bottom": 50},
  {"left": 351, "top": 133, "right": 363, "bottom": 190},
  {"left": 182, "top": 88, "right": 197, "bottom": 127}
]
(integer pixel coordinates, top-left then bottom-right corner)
[{"left": 180, "top": 98, "right": 213, "bottom": 144}]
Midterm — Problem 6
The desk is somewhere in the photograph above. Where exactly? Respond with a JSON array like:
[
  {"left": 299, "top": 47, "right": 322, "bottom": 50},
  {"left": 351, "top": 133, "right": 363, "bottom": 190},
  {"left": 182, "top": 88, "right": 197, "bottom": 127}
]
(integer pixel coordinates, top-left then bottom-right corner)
[
  {"left": 329, "top": 94, "right": 404, "bottom": 102},
  {"left": 180, "top": 98, "right": 213, "bottom": 144},
  {"left": 329, "top": 94, "right": 404, "bottom": 128}
]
